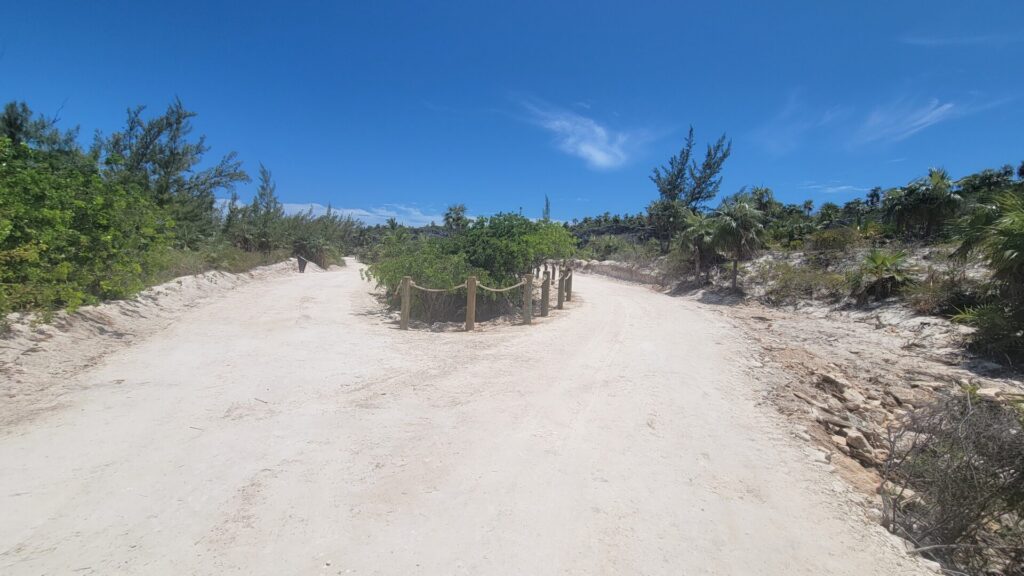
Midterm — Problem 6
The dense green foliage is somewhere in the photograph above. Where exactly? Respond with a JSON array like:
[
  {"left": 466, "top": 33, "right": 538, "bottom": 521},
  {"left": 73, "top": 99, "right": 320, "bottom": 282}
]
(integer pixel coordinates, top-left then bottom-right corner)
[
  {"left": 0, "top": 137, "right": 165, "bottom": 314},
  {"left": 363, "top": 211, "right": 577, "bottom": 321},
  {"left": 0, "top": 101, "right": 362, "bottom": 324},
  {"left": 366, "top": 212, "right": 576, "bottom": 292}
]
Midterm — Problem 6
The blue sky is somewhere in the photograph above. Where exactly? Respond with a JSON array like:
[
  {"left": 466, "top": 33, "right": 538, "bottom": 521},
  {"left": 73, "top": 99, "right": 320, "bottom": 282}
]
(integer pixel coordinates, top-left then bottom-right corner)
[{"left": 3, "top": 1, "right": 1023, "bottom": 225}]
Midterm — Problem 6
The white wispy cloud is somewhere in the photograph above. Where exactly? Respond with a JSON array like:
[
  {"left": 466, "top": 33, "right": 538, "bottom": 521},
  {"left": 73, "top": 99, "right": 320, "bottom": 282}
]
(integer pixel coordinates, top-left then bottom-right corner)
[
  {"left": 217, "top": 199, "right": 443, "bottom": 227},
  {"left": 800, "top": 182, "right": 869, "bottom": 195},
  {"left": 520, "top": 98, "right": 633, "bottom": 170},
  {"left": 749, "top": 92, "right": 847, "bottom": 155},
  {"left": 855, "top": 97, "right": 961, "bottom": 143},
  {"left": 900, "top": 34, "right": 1023, "bottom": 47}
]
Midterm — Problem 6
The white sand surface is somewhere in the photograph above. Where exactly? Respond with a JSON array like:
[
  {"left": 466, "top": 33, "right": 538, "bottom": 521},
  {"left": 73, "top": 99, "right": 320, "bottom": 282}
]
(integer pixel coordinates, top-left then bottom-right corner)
[{"left": 0, "top": 259, "right": 930, "bottom": 575}]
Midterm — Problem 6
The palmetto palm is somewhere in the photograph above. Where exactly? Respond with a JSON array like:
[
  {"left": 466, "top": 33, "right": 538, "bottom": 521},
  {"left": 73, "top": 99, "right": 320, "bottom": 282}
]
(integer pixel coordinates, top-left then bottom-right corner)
[
  {"left": 678, "top": 210, "right": 717, "bottom": 283},
  {"left": 884, "top": 168, "right": 962, "bottom": 237},
  {"left": 951, "top": 187, "right": 1024, "bottom": 360},
  {"left": 711, "top": 199, "right": 763, "bottom": 290}
]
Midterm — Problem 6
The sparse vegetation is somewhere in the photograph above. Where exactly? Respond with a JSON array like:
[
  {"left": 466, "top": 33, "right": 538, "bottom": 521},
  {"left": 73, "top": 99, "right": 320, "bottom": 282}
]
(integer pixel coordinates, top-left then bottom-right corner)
[{"left": 882, "top": 393, "right": 1024, "bottom": 575}]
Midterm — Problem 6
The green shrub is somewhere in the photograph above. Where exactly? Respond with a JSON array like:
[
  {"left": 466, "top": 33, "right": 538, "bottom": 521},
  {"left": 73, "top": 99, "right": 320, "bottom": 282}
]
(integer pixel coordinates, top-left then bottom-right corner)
[
  {"left": 580, "top": 235, "right": 660, "bottom": 265},
  {"left": 851, "top": 249, "right": 911, "bottom": 303},
  {"left": 808, "top": 226, "right": 861, "bottom": 252},
  {"left": 0, "top": 137, "right": 168, "bottom": 316},
  {"left": 952, "top": 188, "right": 1024, "bottom": 364},
  {"left": 363, "top": 214, "right": 576, "bottom": 322},
  {"left": 753, "top": 261, "right": 847, "bottom": 305},
  {"left": 953, "top": 303, "right": 1024, "bottom": 364}
]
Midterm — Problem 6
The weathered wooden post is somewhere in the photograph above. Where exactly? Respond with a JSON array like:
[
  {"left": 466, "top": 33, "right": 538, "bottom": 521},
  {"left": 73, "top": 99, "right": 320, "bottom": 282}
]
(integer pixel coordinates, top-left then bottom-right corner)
[
  {"left": 465, "top": 276, "right": 477, "bottom": 331},
  {"left": 566, "top": 269, "right": 573, "bottom": 301},
  {"left": 557, "top": 272, "right": 565, "bottom": 310},
  {"left": 541, "top": 272, "right": 550, "bottom": 317},
  {"left": 400, "top": 276, "right": 411, "bottom": 330},
  {"left": 522, "top": 274, "right": 533, "bottom": 325}
]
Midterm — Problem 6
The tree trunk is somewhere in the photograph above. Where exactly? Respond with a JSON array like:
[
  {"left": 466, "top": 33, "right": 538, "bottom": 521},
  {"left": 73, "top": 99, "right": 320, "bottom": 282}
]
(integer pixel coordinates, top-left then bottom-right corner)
[{"left": 732, "top": 258, "right": 738, "bottom": 290}]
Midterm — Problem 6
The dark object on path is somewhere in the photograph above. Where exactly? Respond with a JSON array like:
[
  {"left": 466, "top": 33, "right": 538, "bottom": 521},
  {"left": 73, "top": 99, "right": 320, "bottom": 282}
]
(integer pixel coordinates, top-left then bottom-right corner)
[{"left": 297, "top": 256, "right": 308, "bottom": 273}]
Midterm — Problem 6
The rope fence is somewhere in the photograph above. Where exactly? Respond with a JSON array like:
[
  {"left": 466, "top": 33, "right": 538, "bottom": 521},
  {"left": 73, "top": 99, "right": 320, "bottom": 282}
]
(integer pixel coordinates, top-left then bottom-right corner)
[{"left": 398, "top": 262, "right": 574, "bottom": 331}]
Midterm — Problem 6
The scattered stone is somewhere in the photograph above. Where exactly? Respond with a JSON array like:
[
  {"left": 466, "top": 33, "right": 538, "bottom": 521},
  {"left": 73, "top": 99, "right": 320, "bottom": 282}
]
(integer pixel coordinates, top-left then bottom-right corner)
[
  {"left": 842, "top": 387, "right": 866, "bottom": 404},
  {"left": 817, "top": 373, "right": 850, "bottom": 395},
  {"left": 830, "top": 435, "right": 847, "bottom": 447},
  {"left": 888, "top": 386, "right": 932, "bottom": 408},
  {"left": 845, "top": 429, "right": 873, "bottom": 452},
  {"left": 864, "top": 507, "right": 884, "bottom": 523}
]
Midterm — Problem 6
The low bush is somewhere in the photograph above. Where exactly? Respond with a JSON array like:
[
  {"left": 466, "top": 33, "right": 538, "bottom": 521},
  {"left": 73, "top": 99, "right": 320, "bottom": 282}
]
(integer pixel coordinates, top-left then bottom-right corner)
[
  {"left": 578, "top": 235, "right": 660, "bottom": 265},
  {"left": 882, "top": 392, "right": 1024, "bottom": 575},
  {"left": 953, "top": 303, "right": 1024, "bottom": 366},
  {"left": 751, "top": 261, "right": 847, "bottom": 305},
  {"left": 850, "top": 249, "right": 912, "bottom": 304},
  {"left": 905, "top": 266, "right": 981, "bottom": 315},
  {"left": 809, "top": 226, "right": 861, "bottom": 252},
  {"left": 363, "top": 214, "right": 575, "bottom": 323}
]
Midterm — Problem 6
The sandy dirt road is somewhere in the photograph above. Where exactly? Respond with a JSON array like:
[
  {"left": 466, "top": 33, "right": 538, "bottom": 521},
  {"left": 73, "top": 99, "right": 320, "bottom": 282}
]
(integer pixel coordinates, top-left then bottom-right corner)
[{"left": 0, "top": 261, "right": 928, "bottom": 575}]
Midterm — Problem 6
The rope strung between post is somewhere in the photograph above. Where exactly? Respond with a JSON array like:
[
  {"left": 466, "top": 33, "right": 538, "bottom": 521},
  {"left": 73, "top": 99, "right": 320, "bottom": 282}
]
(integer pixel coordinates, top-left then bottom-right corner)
[
  {"left": 409, "top": 282, "right": 467, "bottom": 293},
  {"left": 477, "top": 280, "right": 526, "bottom": 293}
]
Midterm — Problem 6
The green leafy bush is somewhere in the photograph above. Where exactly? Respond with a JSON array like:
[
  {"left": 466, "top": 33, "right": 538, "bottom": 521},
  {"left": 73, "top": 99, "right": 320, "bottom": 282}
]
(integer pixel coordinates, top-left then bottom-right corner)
[
  {"left": 808, "top": 226, "right": 861, "bottom": 252},
  {"left": 363, "top": 213, "right": 576, "bottom": 322},
  {"left": 0, "top": 137, "right": 168, "bottom": 316}
]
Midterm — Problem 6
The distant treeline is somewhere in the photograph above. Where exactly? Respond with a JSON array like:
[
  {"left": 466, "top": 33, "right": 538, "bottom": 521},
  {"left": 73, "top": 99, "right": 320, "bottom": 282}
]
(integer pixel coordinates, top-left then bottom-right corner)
[
  {"left": 567, "top": 126, "right": 1024, "bottom": 363},
  {"left": 0, "top": 100, "right": 363, "bottom": 322}
]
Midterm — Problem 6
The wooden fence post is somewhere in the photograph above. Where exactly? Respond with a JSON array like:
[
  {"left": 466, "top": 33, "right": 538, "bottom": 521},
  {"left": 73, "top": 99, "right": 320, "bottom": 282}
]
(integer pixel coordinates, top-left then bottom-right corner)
[
  {"left": 541, "top": 272, "right": 550, "bottom": 317},
  {"left": 523, "top": 274, "right": 533, "bottom": 325},
  {"left": 566, "top": 269, "right": 573, "bottom": 301},
  {"left": 557, "top": 273, "right": 565, "bottom": 310},
  {"left": 400, "top": 276, "right": 411, "bottom": 330},
  {"left": 465, "top": 276, "right": 476, "bottom": 331}
]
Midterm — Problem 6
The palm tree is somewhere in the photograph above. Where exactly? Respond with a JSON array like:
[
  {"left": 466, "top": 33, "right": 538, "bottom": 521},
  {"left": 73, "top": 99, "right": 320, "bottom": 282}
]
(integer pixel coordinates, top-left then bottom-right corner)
[
  {"left": 866, "top": 187, "right": 882, "bottom": 208},
  {"left": 443, "top": 204, "right": 469, "bottom": 234},
  {"left": 678, "top": 211, "right": 717, "bottom": 283},
  {"left": 816, "top": 202, "right": 841, "bottom": 228},
  {"left": 711, "top": 198, "right": 763, "bottom": 290},
  {"left": 951, "top": 187, "right": 1024, "bottom": 360},
  {"left": 884, "top": 168, "right": 962, "bottom": 237}
]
